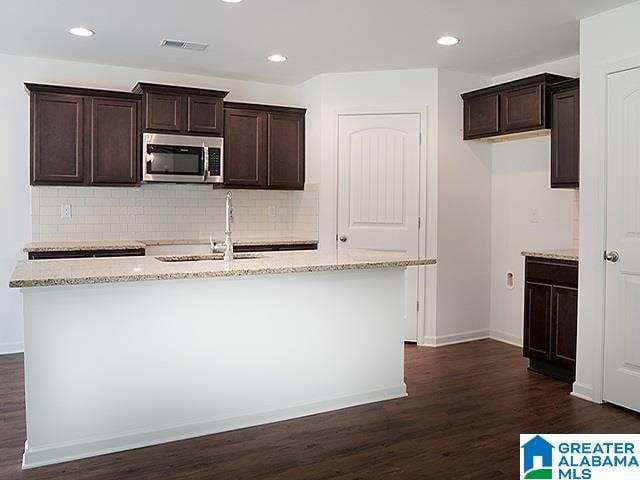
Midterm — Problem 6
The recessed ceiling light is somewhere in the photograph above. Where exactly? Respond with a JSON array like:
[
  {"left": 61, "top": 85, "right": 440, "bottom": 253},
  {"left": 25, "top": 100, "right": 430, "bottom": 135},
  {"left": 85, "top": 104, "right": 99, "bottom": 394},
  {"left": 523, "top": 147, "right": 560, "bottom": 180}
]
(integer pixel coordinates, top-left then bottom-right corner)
[
  {"left": 268, "top": 54, "right": 287, "bottom": 63},
  {"left": 69, "top": 27, "right": 95, "bottom": 37},
  {"left": 437, "top": 35, "right": 460, "bottom": 46},
  {"left": 222, "top": 0, "right": 244, "bottom": 3}
]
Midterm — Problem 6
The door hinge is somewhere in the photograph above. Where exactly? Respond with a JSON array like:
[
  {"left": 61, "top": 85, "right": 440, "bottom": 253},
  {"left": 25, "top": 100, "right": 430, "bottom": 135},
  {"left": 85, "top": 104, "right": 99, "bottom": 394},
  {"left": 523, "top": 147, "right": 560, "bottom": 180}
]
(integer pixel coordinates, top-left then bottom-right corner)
[
  {"left": 416, "top": 301, "right": 420, "bottom": 312},
  {"left": 418, "top": 217, "right": 421, "bottom": 229},
  {"left": 419, "top": 132, "right": 422, "bottom": 145}
]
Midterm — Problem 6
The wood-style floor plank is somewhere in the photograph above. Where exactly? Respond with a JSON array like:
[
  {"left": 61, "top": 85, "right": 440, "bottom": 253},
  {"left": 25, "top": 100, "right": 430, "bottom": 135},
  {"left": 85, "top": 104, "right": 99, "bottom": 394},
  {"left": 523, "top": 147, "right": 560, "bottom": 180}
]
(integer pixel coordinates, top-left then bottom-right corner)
[{"left": 0, "top": 340, "right": 638, "bottom": 479}]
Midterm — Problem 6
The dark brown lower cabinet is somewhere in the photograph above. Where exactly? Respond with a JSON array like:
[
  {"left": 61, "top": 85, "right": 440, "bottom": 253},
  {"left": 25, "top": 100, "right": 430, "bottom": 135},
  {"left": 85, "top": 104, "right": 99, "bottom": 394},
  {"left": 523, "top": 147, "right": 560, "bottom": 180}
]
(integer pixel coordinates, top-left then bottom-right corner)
[
  {"left": 28, "top": 249, "right": 145, "bottom": 260},
  {"left": 233, "top": 242, "right": 317, "bottom": 253},
  {"left": 523, "top": 256, "right": 578, "bottom": 382}
]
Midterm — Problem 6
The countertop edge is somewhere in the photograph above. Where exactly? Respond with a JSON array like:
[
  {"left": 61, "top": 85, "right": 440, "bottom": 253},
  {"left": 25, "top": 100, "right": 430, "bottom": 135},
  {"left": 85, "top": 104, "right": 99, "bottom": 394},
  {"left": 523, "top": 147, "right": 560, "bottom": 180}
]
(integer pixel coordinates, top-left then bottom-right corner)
[
  {"left": 521, "top": 250, "right": 579, "bottom": 262},
  {"left": 10, "top": 258, "right": 436, "bottom": 289}
]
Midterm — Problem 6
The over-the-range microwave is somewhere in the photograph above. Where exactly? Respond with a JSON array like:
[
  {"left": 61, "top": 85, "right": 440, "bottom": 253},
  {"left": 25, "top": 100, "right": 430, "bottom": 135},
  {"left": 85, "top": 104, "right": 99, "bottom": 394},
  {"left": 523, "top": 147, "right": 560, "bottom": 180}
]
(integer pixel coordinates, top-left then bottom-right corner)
[{"left": 142, "top": 133, "right": 223, "bottom": 184}]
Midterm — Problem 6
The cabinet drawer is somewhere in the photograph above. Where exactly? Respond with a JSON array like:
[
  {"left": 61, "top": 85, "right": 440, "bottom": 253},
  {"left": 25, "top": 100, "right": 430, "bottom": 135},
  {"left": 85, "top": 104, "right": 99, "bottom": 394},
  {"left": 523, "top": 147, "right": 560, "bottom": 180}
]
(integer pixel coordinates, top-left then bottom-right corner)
[{"left": 525, "top": 257, "right": 578, "bottom": 287}]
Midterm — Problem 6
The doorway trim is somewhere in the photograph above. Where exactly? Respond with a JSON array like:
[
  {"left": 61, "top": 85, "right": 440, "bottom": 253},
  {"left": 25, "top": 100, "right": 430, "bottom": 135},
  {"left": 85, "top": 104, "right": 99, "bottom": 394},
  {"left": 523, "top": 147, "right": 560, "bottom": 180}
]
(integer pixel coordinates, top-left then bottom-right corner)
[
  {"left": 332, "top": 106, "right": 435, "bottom": 345},
  {"left": 575, "top": 54, "right": 640, "bottom": 404}
]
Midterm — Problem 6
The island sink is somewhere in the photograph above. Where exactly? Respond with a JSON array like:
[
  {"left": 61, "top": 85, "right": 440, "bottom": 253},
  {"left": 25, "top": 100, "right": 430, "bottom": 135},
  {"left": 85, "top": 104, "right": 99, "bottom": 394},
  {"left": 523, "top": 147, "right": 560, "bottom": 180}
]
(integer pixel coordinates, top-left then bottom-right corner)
[{"left": 154, "top": 253, "right": 262, "bottom": 263}]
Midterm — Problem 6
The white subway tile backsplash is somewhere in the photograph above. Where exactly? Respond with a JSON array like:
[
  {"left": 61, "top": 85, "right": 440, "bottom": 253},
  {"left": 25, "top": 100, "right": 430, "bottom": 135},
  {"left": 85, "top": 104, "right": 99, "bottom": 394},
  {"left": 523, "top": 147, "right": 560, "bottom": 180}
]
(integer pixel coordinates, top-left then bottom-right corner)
[{"left": 31, "top": 184, "right": 319, "bottom": 242}]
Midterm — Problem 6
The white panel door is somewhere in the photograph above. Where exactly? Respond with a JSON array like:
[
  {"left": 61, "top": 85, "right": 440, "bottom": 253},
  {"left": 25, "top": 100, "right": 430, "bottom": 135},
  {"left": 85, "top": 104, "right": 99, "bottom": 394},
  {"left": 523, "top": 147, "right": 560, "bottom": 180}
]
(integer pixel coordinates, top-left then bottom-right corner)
[
  {"left": 337, "top": 113, "right": 421, "bottom": 341},
  {"left": 604, "top": 67, "right": 640, "bottom": 413}
]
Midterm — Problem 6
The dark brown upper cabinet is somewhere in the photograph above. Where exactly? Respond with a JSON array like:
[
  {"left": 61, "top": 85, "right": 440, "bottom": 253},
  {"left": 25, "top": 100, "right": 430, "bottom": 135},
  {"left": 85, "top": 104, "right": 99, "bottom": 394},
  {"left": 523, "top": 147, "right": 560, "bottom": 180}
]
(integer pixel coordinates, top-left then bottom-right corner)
[
  {"left": 550, "top": 79, "right": 580, "bottom": 189},
  {"left": 223, "top": 102, "right": 306, "bottom": 190},
  {"left": 133, "top": 83, "right": 228, "bottom": 137},
  {"left": 463, "top": 92, "right": 499, "bottom": 139},
  {"left": 89, "top": 97, "right": 140, "bottom": 185},
  {"left": 267, "top": 112, "right": 305, "bottom": 189},
  {"left": 501, "top": 84, "right": 544, "bottom": 133},
  {"left": 523, "top": 256, "right": 578, "bottom": 383},
  {"left": 145, "top": 92, "right": 182, "bottom": 133},
  {"left": 461, "top": 73, "right": 572, "bottom": 141},
  {"left": 223, "top": 107, "right": 268, "bottom": 187},
  {"left": 26, "top": 84, "right": 141, "bottom": 187},
  {"left": 30, "top": 91, "right": 85, "bottom": 185}
]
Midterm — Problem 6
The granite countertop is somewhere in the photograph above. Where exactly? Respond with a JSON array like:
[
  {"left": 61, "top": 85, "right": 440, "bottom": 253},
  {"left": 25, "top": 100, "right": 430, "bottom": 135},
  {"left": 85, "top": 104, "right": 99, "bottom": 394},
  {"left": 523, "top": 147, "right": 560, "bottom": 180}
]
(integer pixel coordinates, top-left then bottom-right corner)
[
  {"left": 521, "top": 248, "right": 579, "bottom": 262},
  {"left": 10, "top": 249, "right": 436, "bottom": 289},
  {"left": 23, "top": 236, "right": 319, "bottom": 253}
]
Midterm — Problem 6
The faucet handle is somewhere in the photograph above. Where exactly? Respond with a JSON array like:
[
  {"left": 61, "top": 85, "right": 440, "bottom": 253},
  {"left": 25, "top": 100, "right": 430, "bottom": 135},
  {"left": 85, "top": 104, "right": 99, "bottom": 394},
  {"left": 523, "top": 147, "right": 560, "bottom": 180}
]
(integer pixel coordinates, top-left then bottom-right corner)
[{"left": 209, "top": 235, "right": 215, "bottom": 251}]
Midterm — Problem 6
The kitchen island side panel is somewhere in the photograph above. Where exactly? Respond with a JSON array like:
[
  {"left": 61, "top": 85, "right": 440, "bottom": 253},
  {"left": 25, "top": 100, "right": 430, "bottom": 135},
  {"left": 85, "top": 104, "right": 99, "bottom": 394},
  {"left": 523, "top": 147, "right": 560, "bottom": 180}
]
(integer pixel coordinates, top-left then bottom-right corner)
[{"left": 21, "top": 268, "right": 406, "bottom": 468}]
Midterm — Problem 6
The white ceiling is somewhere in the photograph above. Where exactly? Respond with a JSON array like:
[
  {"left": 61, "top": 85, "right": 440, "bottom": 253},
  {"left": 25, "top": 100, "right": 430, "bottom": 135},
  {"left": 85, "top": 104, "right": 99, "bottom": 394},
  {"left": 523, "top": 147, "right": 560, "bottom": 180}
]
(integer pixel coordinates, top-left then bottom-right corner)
[{"left": 0, "top": 0, "right": 634, "bottom": 85}]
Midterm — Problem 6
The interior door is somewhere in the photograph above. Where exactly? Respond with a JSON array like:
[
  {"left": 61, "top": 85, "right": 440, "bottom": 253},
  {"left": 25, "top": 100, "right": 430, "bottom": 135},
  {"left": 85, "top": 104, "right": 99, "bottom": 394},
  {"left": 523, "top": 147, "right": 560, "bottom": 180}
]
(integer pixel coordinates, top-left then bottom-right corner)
[
  {"left": 604, "top": 67, "right": 640, "bottom": 413},
  {"left": 337, "top": 113, "right": 421, "bottom": 341}
]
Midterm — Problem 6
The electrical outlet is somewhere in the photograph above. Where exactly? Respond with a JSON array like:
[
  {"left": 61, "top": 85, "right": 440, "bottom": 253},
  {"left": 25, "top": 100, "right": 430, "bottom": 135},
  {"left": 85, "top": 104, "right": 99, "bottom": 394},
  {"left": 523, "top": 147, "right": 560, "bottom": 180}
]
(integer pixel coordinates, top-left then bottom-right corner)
[
  {"left": 267, "top": 206, "right": 276, "bottom": 218},
  {"left": 530, "top": 208, "right": 538, "bottom": 224},
  {"left": 60, "top": 204, "right": 72, "bottom": 219}
]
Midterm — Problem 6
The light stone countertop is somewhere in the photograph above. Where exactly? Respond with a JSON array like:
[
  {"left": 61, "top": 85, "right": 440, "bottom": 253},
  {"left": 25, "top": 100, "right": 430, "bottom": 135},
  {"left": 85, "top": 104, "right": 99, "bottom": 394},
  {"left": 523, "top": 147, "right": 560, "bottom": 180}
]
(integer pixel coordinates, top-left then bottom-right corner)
[
  {"left": 10, "top": 249, "right": 436, "bottom": 289},
  {"left": 521, "top": 248, "right": 579, "bottom": 262},
  {"left": 23, "top": 236, "right": 319, "bottom": 253}
]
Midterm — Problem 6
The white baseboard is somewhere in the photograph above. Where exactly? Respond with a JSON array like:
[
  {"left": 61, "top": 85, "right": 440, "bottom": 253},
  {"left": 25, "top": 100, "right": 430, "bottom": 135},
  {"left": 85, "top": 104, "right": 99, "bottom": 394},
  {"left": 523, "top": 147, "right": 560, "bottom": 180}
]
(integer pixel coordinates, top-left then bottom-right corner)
[
  {"left": 22, "top": 384, "right": 407, "bottom": 469},
  {"left": 571, "top": 382, "right": 599, "bottom": 404},
  {"left": 421, "top": 329, "right": 490, "bottom": 347},
  {"left": 489, "top": 330, "right": 523, "bottom": 348},
  {"left": 0, "top": 342, "right": 24, "bottom": 355}
]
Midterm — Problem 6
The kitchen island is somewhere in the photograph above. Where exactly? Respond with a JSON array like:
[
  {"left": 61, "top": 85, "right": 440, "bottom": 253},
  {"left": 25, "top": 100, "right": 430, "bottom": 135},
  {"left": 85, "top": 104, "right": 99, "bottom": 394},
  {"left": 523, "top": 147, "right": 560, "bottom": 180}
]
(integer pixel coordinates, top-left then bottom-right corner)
[{"left": 10, "top": 250, "right": 435, "bottom": 469}]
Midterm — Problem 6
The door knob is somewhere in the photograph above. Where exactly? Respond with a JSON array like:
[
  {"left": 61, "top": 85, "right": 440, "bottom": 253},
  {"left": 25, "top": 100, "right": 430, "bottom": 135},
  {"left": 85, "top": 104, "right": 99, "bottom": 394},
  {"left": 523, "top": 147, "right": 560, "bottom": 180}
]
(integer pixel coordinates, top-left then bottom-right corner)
[
  {"left": 605, "top": 251, "right": 620, "bottom": 263},
  {"left": 339, "top": 236, "right": 348, "bottom": 243}
]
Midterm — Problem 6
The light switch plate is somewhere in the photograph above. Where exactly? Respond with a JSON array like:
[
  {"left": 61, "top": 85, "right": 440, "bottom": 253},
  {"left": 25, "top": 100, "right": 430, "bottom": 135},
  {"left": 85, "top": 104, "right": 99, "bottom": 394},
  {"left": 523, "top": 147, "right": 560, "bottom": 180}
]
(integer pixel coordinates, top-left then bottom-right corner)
[
  {"left": 530, "top": 208, "right": 538, "bottom": 223},
  {"left": 61, "top": 204, "right": 72, "bottom": 219},
  {"left": 267, "top": 206, "right": 276, "bottom": 218}
]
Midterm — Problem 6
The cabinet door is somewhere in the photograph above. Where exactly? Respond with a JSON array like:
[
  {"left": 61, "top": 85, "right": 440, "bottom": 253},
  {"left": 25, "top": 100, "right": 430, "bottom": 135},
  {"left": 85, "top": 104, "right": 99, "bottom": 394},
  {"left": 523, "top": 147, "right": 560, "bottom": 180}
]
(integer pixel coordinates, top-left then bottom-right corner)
[
  {"left": 188, "top": 95, "right": 223, "bottom": 136},
  {"left": 523, "top": 282, "right": 552, "bottom": 361},
  {"left": 501, "top": 84, "right": 544, "bottom": 133},
  {"left": 89, "top": 97, "right": 140, "bottom": 185},
  {"left": 31, "top": 92, "right": 85, "bottom": 185},
  {"left": 550, "top": 286, "right": 578, "bottom": 370},
  {"left": 145, "top": 92, "right": 182, "bottom": 132},
  {"left": 224, "top": 108, "right": 267, "bottom": 187},
  {"left": 551, "top": 88, "right": 580, "bottom": 188},
  {"left": 463, "top": 93, "right": 500, "bottom": 139},
  {"left": 267, "top": 112, "right": 305, "bottom": 189}
]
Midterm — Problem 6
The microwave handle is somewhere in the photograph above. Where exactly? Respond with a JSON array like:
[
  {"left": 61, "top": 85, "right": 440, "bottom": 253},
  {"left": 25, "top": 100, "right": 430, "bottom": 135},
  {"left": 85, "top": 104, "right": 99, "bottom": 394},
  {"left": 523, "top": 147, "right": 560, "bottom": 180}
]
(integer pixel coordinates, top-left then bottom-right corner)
[{"left": 203, "top": 145, "right": 209, "bottom": 182}]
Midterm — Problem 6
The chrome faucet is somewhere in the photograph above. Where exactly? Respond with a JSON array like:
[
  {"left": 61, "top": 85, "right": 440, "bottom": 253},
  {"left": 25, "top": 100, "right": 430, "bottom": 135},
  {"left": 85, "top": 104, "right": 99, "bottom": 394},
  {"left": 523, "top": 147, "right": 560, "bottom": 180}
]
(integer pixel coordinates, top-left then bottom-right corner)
[{"left": 210, "top": 191, "right": 234, "bottom": 262}]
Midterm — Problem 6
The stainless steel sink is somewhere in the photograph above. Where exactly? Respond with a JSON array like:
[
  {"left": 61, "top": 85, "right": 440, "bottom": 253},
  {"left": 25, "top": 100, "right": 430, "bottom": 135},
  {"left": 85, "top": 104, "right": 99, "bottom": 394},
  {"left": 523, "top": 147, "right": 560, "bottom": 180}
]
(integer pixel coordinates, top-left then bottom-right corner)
[{"left": 154, "top": 253, "right": 262, "bottom": 263}]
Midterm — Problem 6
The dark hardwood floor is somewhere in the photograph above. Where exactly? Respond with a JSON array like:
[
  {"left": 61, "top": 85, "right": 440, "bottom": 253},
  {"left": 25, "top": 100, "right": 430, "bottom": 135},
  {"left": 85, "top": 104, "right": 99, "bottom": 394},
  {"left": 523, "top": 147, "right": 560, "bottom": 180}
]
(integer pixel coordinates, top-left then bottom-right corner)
[{"left": 1, "top": 340, "right": 638, "bottom": 479}]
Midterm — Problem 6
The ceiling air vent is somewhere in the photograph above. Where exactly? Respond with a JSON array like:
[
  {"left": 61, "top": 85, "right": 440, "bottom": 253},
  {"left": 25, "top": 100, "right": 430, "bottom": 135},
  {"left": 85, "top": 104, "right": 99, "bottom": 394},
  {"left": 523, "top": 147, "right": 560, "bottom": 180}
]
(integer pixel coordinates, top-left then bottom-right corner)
[{"left": 160, "top": 39, "right": 208, "bottom": 51}]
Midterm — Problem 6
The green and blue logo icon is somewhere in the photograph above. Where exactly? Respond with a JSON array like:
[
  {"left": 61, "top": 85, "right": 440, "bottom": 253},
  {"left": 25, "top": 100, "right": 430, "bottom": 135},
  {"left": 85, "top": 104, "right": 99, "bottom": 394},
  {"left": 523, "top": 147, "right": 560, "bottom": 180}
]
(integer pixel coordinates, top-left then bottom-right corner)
[
  {"left": 521, "top": 435, "right": 555, "bottom": 479},
  {"left": 520, "top": 434, "right": 640, "bottom": 479}
]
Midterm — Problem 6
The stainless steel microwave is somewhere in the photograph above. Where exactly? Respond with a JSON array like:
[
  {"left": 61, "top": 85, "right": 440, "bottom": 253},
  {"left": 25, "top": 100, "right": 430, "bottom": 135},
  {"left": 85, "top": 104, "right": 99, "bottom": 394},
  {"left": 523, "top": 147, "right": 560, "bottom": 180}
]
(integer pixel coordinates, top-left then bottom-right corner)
[{"left": 142, "top": 133, "right": 223, "bottom": 184}]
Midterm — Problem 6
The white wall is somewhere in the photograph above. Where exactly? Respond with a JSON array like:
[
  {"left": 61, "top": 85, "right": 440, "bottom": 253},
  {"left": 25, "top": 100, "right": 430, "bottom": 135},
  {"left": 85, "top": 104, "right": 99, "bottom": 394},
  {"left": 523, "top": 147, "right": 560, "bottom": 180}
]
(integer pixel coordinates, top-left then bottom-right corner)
[
  {"left": 432, "top": 70, "right": 492, "bottom": 345},
  {"left": 490, "top": 138, "right": 578, "bottom": 345},
  {"left": 488, "top": 57, "right": 580, "bottom": 347},
  {"left": 575, "top": 0, "right": 640, "bottom": 403},
  {"left": 298, "top": 69, "right": 439, "bottom": 344},
  {"left": 0, "top": 53, "right": 302, "bottom": 354},
  {"left": 299, "top": 68, "right": 493, "bottom": 346}
]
